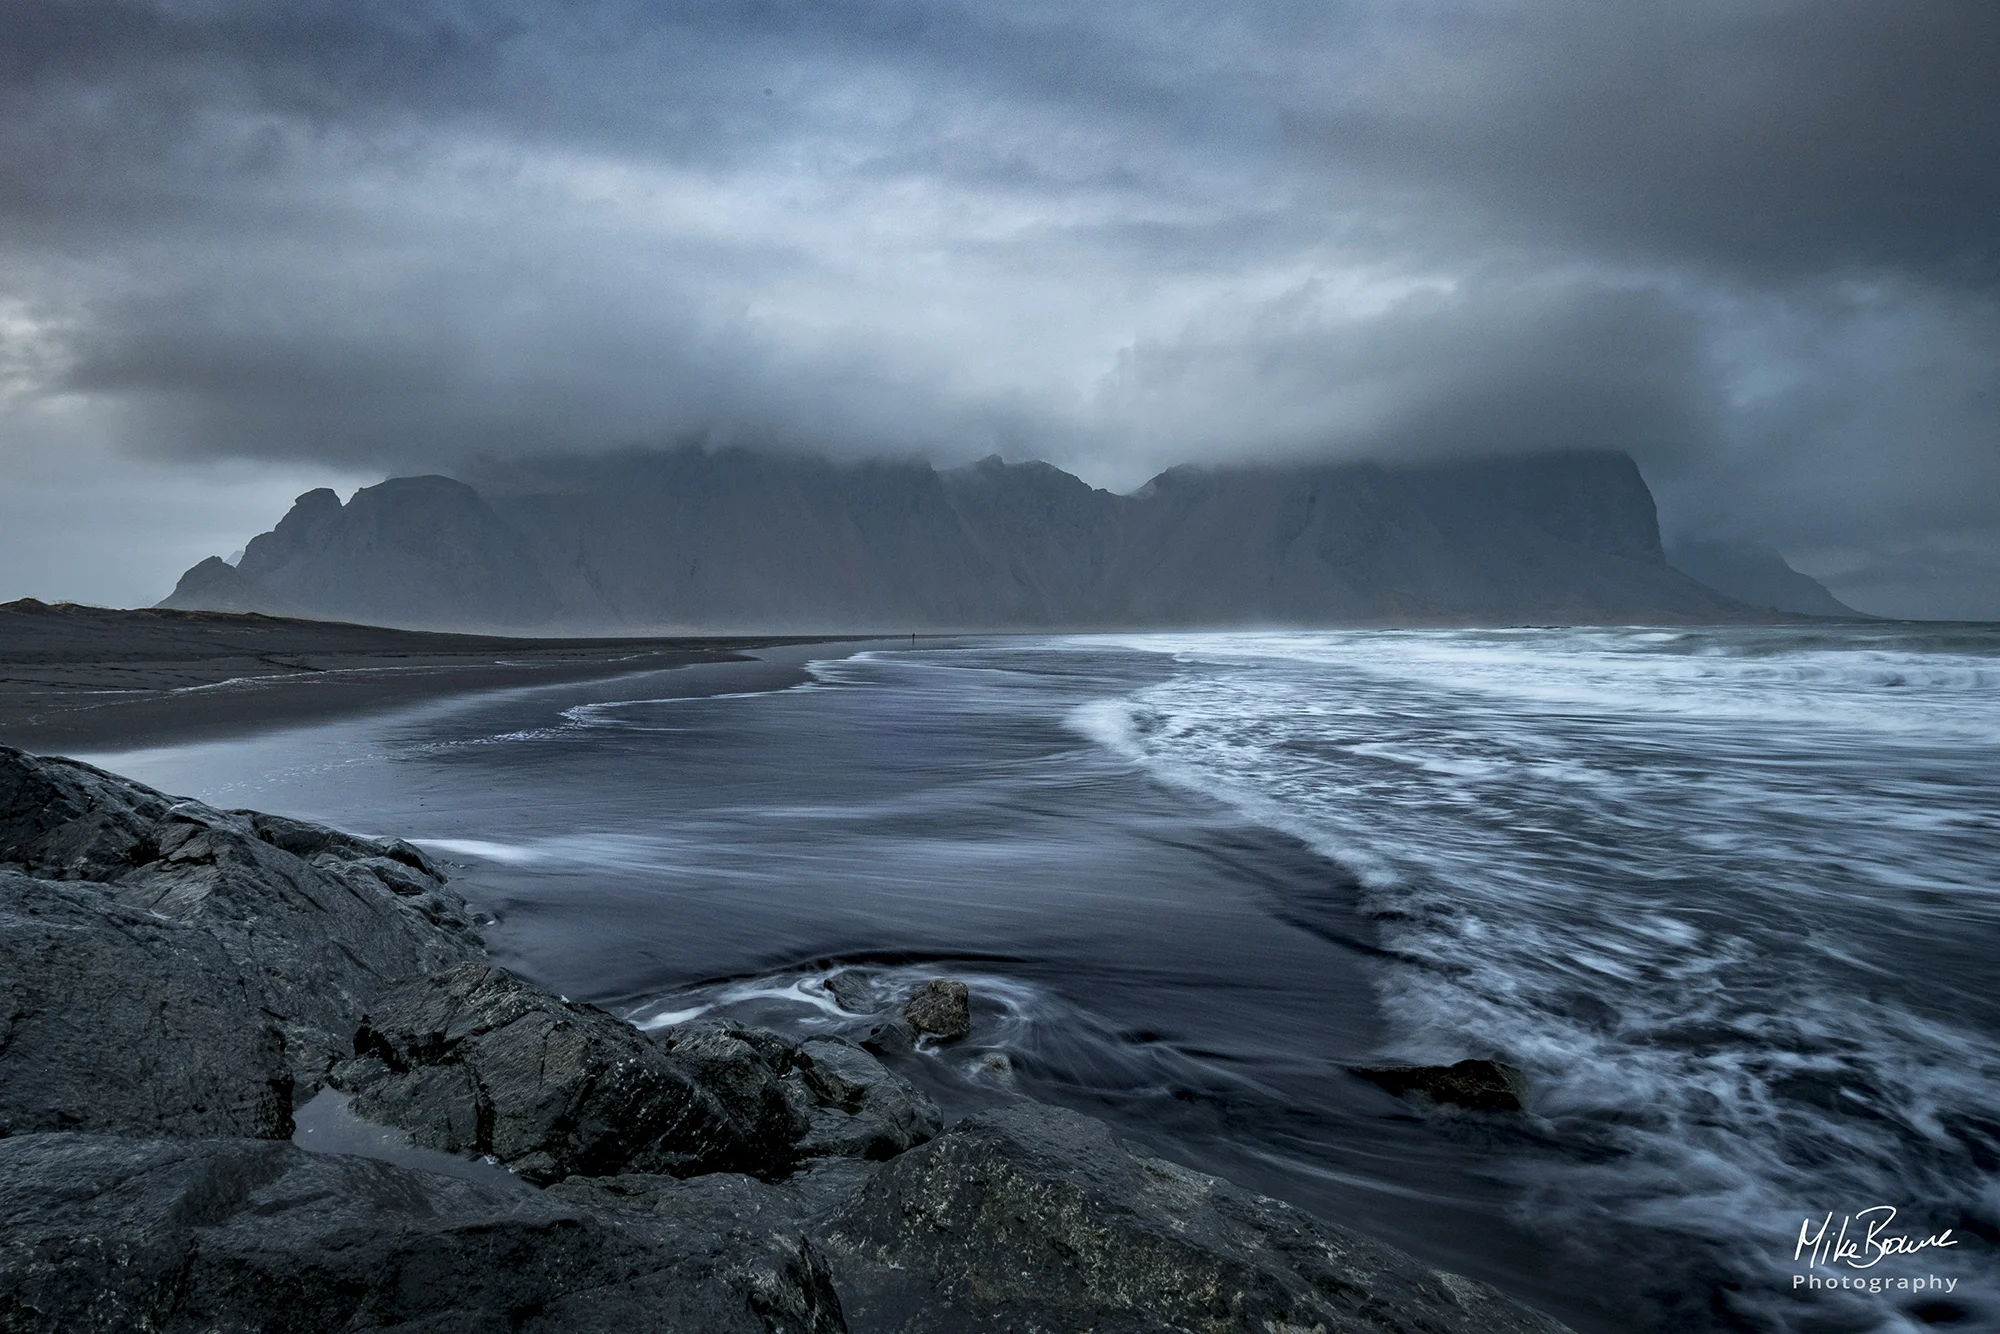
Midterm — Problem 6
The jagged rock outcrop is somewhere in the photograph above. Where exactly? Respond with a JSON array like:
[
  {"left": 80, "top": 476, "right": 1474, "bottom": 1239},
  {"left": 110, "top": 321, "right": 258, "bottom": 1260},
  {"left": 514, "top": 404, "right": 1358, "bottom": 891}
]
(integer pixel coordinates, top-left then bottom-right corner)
[
  {"left": 0, "top": 1134, "right": 845, "bottom": 1334},
  {"left": 340, "top": 966, "right": 803, "bottom": 1185},
  {"left": 0, "top": 747, "right": 482, "bottom": 1094},
  {"left": 0, "top": 745, "right": 1575, "bottom": 1333},
  {"left": 785, "top": 1036, "right": 944, "bottom": 1161},
  {"left": 0, "top": 871, "right": 293, "bottom": 1139},
  {"left": 162, "top": 446, "right": 1753, "bottom": 631},
  {"left": 819, "top": 1103, "right": 1572, "bottom": 1334}
]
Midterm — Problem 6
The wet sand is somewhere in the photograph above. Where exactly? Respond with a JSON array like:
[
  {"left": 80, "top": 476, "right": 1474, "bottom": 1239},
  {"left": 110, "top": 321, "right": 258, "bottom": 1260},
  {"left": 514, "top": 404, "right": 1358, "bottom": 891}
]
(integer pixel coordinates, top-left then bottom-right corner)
[{"left": 0, "top": 599, "right": 838, "bottom": 752}]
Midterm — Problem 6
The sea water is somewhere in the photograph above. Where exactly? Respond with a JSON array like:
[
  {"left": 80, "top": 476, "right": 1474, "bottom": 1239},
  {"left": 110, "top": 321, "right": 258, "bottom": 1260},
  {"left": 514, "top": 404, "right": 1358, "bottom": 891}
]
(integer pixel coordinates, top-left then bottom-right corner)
[{"left": 91, "top": 626, "right": 2000, "bottom": 1333}]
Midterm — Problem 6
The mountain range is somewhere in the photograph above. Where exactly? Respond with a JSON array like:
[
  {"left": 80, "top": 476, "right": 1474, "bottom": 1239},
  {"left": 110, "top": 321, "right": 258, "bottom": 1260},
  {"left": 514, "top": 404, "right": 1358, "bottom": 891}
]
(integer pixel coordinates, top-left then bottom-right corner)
[{"left": 159, "top": 447, "right": 1848, "bottom": 632}]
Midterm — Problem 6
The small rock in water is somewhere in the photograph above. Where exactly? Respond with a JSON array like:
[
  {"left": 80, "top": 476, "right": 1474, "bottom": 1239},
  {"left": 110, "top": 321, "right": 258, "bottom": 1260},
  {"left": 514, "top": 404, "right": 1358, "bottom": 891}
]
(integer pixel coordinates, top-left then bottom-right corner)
[
  {"left": 902, "top": 978, "right": 972, "bottom": 1041},
  {"left": 974, "top": 1051, "right": 1013, "bottom": 1078},
  {"left": 1350, "top": 1058, "right": 1527, "bottom": 1112},
  {"left": 823, "top": 968, "right": 877, "bottom": 1014}
]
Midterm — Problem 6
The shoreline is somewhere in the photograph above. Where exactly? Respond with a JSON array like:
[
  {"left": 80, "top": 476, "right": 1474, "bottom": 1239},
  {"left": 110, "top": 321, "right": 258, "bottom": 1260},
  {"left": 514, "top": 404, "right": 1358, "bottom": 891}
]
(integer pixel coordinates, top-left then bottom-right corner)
[
  {"left": 0, "top": 599, "right": 861, "bottom": 752},
  {"left": 0, "top": 743, "right": 1576, "bottom": 1333}
]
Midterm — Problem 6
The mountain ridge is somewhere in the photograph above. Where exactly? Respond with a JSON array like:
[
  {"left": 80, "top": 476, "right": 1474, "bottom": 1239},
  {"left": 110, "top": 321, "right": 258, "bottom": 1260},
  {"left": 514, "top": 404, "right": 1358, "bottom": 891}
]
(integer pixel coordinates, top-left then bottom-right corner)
[
  {"left": 161, "top": 446, "right": 1761, "bottom": 632},
  {"left": 1665, "top": 538, "right": 1863, "bottom": 618}
]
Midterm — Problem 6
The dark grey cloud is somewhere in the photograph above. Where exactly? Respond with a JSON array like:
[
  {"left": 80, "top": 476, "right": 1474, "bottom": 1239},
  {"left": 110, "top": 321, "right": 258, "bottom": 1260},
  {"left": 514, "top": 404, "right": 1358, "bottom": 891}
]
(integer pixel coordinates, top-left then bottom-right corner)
[
  {"left": 1094, "top": 277, "right": 1717, "bottom": 467},
  {"left": 1, "top": 0, "right": 1996, "bottom": 614},
  {"left": 1285, "top": 0, "right": 2000, "bottom": 282}
]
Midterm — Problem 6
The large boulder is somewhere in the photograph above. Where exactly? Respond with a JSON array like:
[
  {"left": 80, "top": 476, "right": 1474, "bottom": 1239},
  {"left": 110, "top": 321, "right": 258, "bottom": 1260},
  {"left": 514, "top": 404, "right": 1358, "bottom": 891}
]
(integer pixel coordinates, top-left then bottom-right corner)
[
  {"left": 0, "top": 747, "right": 481, "bottom": 1088},
  {"left": 340, "top": 971, "right": 939, "bottom": 1186},
  {"left": 652, "top": 1019, "right": 815, "bottom": 1150},
  {"left": 0, "top": 1132, "right": 846, "bottom": 1333},
  {"left": 819, "top": 1102, "right": 1572, "bottom": 1334},
  {"left": 341, "top": 963, "right": 796, "bottom": 1185}
]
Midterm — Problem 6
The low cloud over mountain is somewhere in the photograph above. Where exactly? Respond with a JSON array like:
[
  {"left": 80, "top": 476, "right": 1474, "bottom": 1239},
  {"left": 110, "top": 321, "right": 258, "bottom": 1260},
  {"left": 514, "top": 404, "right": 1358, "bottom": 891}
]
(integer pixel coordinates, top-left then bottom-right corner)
[
  {"left": 5, "top": 1, "right": 1997, "bottom": 616},
  {"left": 160, "top": 448, "right": 1752, "bottom": 631}
]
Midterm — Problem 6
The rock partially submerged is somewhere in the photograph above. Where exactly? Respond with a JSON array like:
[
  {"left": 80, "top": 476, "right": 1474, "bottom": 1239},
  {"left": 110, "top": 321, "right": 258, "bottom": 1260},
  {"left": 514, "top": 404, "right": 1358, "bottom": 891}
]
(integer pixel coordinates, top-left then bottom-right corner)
[
  {"left": 1350, "top": 1059, "right": 1530, "bottom": 1112},
  {"left": 902, "top": 977, "right": 972, "bottom": 1040},
  {"left": 0, "top": 745, "right": 1572, "bottom": 1333},
  {"left": 823, "top": 968, "right": 878, "bottom": 1014}
]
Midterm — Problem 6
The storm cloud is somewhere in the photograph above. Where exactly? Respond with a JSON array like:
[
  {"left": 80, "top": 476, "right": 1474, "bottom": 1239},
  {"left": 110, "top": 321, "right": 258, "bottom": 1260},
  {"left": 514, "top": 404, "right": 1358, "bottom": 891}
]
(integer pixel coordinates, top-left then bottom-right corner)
[{"left": 2, "top": 0, "right": 1996, "bottom": 614}]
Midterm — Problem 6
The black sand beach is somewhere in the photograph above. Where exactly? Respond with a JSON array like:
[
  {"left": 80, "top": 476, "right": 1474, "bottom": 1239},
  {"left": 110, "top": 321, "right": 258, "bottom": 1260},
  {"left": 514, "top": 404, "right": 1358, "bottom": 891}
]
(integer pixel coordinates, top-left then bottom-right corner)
[{"left": 0, "top": 598, "right": 835, "bottom": 751}]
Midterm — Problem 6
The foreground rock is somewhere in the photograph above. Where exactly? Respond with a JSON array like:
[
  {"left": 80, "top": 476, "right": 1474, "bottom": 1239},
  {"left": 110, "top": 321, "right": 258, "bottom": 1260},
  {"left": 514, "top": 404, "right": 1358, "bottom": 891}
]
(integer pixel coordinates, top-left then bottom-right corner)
[
  {"left": 0, "top": 746, "right": 1572, "bottom": 1333},
  {"left": 820, "top": 1103, "right": 1570, "bottom": 1334},
  {"left": 0, "top": 1133, "right": 844, "bottom": 1334},
  {"left": 0, "top": 870, "right": 291, "bottom": 1140},
  {"left": 339, "top": 977, "right": 943, "bottom": 1185},
  {"left": 0, "top": 748, "right": 479, "bottom": 1131},
  {"left": 786, "top": 1035, "right": 943, "bottom": 1160},
  {"left": 338, "top": 964, "right": 800, "bottom": 1184},
  {"left": 1350, "top": 1059, "right": 1529, "bottom": 1113},
  {"left": 0, "top": 748, "right": 480, "bottom": 1104}
]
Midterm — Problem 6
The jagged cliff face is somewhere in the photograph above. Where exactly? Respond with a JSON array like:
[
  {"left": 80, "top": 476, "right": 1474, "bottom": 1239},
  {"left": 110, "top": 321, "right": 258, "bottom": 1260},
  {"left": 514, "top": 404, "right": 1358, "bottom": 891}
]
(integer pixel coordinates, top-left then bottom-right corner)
[
  {"left": 1665, "top": 538, "right": 1862, "bottom": 618},
  {"left": 489, "top": 451, "right": 1012, "bottom": 630},
  {"left": 161, "top": 448, "right": 1747, "bottom": 631},
  {"left": 224, "top": 476, "right": 562, "bottom": 630}
]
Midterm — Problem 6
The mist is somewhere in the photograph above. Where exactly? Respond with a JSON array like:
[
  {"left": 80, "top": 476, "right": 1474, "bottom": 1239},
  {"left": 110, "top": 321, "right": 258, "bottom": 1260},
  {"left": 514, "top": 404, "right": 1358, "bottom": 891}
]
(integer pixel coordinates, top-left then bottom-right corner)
[{"left": 3, "top": 0, "right": 1996, "bottom": 616}]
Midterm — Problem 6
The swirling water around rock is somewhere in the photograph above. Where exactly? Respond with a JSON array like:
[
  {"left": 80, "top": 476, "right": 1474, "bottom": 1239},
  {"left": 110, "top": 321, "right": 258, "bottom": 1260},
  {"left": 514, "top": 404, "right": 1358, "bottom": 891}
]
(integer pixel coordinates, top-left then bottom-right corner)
[{"left": 92, "top": 626, "right": 2000, "bottom": 1333}]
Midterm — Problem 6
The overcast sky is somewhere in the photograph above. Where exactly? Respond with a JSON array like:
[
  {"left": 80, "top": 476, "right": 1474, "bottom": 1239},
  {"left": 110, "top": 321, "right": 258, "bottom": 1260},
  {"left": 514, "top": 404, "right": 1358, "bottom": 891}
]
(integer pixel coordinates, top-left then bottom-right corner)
[{"left": 3, "top": 0, "right": 1996, "bottom": 616}]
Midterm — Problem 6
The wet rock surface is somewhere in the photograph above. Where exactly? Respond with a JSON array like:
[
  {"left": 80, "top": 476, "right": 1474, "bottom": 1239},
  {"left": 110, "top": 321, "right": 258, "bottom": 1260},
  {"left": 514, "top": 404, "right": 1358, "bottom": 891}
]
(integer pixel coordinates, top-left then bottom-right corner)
[
  {"left": 0, "top": 745, "right": 1572, "bottom": 1333},
  {"left": 0, "top": 870, "right": 292, "bottom": 1140},
  {"left": 901, "top": 977, "right": 971, "bottom": 1040},
  {"left": 823, "top": 968, "right": 878, "bottom": 1014},
  {"left": 340, "top": 964, "right": 791, "bottom": 1185},
  {"left": 819, "top": 1102, "right": 1571, "bottom": 1334},
  {"left": 0, "top": 746, "right": 481, "bottom": 1088},
  {"left": 1350, "top": 1059, "right": 1529, "bottom": 1113},
  {"left": 860, "top": 1015, "right": 917, "bottom": 1057},
  {"left": 0, "top": 1133, "right": 844, "bottom": 1334},
  {"left": 788, "top": 1036, "right": 943, "bottom": 1161}
]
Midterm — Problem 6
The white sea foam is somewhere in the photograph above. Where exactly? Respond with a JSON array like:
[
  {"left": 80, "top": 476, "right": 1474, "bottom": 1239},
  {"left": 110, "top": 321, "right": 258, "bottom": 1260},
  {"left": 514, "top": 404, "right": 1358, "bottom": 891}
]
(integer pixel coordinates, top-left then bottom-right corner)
[
  {"left": 1066, "top": 626, "right": 2000, "bottom": 1329},
  {"left": 560, "top": 680, "right": 829, "bottom": 729},
  {"left": 414, "top": 832, "right": 688, "bottom": 871}
]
